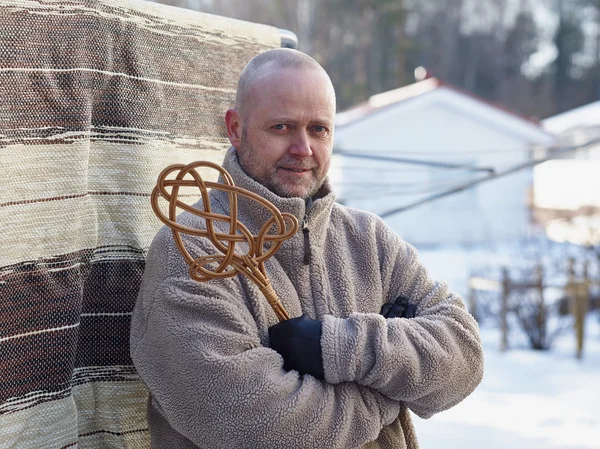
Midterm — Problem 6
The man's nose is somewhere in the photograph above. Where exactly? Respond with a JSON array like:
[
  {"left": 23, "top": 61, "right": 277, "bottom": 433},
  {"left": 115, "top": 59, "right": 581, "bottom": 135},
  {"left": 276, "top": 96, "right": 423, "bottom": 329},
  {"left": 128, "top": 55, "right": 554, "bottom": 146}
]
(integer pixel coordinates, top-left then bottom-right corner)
[{"left": 288, "top": 130, "right": 312, "bottom": 158}]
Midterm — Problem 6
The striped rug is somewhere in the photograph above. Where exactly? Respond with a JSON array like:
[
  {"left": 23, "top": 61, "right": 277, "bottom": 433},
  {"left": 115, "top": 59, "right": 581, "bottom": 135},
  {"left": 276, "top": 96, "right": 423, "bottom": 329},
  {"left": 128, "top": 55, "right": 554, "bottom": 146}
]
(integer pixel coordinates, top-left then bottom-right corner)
[{"left": 0, "top": 1, "right": 279, "bottom": 447}]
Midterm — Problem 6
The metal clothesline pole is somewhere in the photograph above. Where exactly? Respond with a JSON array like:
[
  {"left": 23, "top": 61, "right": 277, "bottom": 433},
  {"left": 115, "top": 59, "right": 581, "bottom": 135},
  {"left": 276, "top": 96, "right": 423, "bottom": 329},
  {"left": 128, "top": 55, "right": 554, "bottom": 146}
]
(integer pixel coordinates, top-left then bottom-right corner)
[
  {"left": 334, "top": 149, "right": 496, "bottom": 173},
  {"left": 378, "top": 136, "right": 600, "bottom": 219}
]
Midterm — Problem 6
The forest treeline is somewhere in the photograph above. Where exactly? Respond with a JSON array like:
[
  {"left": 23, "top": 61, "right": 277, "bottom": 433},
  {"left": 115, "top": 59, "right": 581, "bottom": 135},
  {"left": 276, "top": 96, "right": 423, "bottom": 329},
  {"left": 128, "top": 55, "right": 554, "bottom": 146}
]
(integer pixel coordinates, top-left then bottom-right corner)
[{"left": 156, "top": 0, "right": 600, "bottom": 119}]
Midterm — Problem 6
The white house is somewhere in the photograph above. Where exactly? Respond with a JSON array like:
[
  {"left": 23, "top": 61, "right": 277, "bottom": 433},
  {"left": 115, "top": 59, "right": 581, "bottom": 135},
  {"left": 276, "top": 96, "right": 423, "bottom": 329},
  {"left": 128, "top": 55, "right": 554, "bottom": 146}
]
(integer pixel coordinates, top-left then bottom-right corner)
[
  {"left": 331, "top": 77, "right": 554, "bottom": 246},
  {"left": 533, "top": 101, "right": 600, "bottom": 245}
]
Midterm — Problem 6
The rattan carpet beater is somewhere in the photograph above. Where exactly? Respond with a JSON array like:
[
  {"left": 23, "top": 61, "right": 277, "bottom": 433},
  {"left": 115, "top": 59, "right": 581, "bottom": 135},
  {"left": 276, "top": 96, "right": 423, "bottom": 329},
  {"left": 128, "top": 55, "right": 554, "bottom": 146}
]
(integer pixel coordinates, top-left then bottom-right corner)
[{"left": 151, "top": 161, "right": 298, "bottom": 321}]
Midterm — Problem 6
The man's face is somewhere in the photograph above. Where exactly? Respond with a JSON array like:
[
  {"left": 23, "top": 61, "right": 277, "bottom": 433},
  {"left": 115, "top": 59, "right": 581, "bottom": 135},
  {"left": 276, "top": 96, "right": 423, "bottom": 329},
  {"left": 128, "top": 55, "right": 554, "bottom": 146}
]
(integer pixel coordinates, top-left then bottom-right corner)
[{"left": 233, "top": 68, "right": 336, "bottom": 199}]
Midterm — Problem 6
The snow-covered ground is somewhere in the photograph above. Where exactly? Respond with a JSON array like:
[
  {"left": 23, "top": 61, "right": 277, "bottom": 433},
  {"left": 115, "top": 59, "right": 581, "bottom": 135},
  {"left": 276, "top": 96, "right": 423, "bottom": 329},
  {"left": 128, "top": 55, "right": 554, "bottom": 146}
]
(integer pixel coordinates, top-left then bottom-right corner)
[
  {"left": 412, "top": 244, "right": 600, "bottom": 449},
  {"left": 413, "top": 325, "right": 600, "bottom": 449}
]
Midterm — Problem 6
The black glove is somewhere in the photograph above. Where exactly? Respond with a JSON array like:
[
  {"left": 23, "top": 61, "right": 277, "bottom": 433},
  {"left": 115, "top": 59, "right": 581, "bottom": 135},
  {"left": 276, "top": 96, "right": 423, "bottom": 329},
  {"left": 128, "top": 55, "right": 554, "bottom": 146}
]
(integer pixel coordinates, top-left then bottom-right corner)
[
  {"left": 268, "top": 314, "right": 325, "bottom": 380},
  {"left": 380, "top": 295, "right": 417, "bottom": 319}
]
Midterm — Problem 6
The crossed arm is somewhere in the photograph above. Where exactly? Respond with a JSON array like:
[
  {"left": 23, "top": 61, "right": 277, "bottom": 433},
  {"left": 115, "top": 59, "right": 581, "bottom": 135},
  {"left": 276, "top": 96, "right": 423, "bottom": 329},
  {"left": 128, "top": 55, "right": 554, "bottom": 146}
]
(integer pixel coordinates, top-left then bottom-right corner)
[
  {"left": 130, "top": 226, "right": 483, "bottom": 448},
  {"left": 271, "top": 226, "right": 484, "bottom": 419},
  {"left": 131, "top": 276, "right": 404, "bottom": 449}
]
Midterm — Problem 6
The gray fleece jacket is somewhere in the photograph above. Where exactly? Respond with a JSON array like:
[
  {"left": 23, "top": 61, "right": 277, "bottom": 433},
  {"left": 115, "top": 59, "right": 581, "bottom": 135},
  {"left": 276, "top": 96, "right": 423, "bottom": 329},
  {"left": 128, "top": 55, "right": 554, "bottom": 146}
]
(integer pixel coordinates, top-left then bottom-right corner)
[{"left": 130, "top": 148, "right": 484, "bottom": 449}]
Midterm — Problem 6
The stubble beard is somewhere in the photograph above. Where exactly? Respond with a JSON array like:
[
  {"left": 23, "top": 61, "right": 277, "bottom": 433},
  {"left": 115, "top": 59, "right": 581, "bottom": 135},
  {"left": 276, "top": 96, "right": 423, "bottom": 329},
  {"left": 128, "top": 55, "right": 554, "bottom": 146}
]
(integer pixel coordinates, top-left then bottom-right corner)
[{"left": 237, "top": 137, "right": 328, "bottom": 200}]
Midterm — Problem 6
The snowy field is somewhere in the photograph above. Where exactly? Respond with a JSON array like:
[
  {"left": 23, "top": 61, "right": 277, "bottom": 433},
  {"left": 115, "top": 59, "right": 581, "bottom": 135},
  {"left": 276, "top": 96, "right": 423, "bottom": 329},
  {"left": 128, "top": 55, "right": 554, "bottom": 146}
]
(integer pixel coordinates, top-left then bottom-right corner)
[
  {"left": 412, "top": 244, "right": 600, "bottom": 449},
  {"left": 413, "top": 325, "right": 600, "bottom": 449}
]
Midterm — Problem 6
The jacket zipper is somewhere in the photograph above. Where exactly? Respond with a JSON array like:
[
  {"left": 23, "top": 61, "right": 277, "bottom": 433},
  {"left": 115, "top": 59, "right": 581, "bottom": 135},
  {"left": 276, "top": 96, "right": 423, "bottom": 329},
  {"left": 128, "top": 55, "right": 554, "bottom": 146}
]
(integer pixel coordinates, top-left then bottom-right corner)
[{"left": 302, "top": 219, "right": 311, "bottom": 265}]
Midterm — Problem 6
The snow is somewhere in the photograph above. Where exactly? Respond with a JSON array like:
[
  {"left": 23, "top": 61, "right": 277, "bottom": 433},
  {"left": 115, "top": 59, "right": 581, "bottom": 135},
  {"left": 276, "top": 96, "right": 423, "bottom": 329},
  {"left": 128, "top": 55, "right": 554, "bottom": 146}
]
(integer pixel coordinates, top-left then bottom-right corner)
[
  {"left": 413, "top": 325, "right": 600, "bottom": 449},
  {"left": 411, "top": 243, "right": 600, "bottom": 449}
]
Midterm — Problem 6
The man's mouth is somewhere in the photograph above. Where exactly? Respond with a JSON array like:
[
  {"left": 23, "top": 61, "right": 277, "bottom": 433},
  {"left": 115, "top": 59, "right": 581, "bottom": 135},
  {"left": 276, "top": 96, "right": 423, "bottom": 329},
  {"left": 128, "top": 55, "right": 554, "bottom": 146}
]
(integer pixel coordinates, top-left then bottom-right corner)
[{"left": 280, "top": 167, "right": 311, "bottom": 173}]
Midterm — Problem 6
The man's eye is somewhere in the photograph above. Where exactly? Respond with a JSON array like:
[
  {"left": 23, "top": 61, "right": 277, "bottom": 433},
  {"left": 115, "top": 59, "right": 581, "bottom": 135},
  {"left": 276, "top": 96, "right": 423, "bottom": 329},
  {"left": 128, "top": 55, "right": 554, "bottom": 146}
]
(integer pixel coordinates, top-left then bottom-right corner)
[
  {"left": 312, "top": 126, "right": 327, "bottom": 133},
  {"left": 273, "top": 124, "right": 287, "bottom": 131}
]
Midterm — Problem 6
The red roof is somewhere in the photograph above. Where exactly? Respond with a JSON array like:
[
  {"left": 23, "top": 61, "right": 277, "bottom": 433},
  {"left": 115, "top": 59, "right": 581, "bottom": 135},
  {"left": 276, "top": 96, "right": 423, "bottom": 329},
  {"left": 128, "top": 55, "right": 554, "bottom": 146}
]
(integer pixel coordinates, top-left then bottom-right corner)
[{"left": 336, "top": 77, "right": 543, "bottom": 128}]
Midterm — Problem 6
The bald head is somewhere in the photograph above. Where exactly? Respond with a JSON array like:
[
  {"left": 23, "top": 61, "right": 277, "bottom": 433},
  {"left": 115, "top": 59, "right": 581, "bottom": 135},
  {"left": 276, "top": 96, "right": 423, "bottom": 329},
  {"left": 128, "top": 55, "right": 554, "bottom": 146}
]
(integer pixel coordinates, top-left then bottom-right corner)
[
  {"left": 224, "top": 49, "right": 336, "bottom": 199},
  {"left": 235, "top": 48, "right": 335, "bottom": 118}
]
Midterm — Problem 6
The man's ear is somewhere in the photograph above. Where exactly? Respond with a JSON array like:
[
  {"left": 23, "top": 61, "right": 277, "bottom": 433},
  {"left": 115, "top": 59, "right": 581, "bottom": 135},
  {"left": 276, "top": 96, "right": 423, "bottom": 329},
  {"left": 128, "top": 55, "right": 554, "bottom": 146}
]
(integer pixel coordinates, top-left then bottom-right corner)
[{"left": 225, "top": 108, "right": 242, "bottom": 148}]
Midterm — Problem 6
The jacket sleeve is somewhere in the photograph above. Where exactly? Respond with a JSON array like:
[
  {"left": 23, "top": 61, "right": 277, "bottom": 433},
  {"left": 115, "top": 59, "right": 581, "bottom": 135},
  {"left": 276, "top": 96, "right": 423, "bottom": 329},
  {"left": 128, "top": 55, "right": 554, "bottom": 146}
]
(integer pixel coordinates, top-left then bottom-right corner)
[
  {"left": 130, "top": 231, "right": 401, "bottom": 449},
  {"left": 320, "top": 221, "right": 484, "bottom": 419}
]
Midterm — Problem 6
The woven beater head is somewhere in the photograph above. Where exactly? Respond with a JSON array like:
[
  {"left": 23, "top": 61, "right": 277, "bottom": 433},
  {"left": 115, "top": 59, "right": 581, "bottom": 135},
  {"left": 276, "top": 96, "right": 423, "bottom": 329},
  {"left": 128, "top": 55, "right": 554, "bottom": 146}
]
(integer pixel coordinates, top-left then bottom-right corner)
[{"left": 151, "top": 161, "right": 298, "bottom": 320}]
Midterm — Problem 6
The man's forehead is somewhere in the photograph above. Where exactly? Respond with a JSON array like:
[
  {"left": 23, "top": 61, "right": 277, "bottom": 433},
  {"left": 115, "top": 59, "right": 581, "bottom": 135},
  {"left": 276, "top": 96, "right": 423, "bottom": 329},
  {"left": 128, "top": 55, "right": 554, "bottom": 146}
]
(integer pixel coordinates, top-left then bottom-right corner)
[
  {"left": 254, "top": 96, "right": 335, "bottom": 123},
  {"left": 265, "top": 112, "right": 334, "bottom": 124}
]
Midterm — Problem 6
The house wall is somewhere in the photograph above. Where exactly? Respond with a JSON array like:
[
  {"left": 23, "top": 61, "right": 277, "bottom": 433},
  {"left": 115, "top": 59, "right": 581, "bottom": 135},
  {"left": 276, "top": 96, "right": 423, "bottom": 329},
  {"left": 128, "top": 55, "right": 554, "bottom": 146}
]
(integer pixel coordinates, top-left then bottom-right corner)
[{"left": 331, "top": 91, "right": 543, "bottom": 245}]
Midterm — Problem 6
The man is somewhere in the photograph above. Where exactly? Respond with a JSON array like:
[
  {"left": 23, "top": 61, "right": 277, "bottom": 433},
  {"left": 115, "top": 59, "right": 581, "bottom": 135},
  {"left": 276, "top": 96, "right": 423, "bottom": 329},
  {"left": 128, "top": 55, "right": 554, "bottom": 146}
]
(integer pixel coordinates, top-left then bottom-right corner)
[{"left": 130, "top": 48, "right": 484, "bottom": 449}]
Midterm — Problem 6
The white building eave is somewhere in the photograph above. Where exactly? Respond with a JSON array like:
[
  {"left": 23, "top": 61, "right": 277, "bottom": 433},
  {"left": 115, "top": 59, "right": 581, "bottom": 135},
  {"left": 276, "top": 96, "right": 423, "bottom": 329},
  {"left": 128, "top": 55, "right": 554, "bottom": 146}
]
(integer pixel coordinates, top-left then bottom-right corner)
[{"left": 336, "top": 85, "right": 555, "bottom": 146}]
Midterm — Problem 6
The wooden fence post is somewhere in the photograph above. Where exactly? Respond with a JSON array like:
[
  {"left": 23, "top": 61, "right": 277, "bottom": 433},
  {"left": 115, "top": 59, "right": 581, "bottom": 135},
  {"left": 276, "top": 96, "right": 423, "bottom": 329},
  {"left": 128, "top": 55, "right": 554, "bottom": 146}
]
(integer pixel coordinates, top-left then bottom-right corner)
[
  {"left": 468, "top": 287, "right": 478, "bottom": 322},
  {"left": 535, "top": 263, "right": 546, "bottom": 350},
  {"left": 501, "top": 268, "right": 509, "bottom": 352},
  {"left": 567, "top": 258, "right": 588, "bottom": 359}
]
